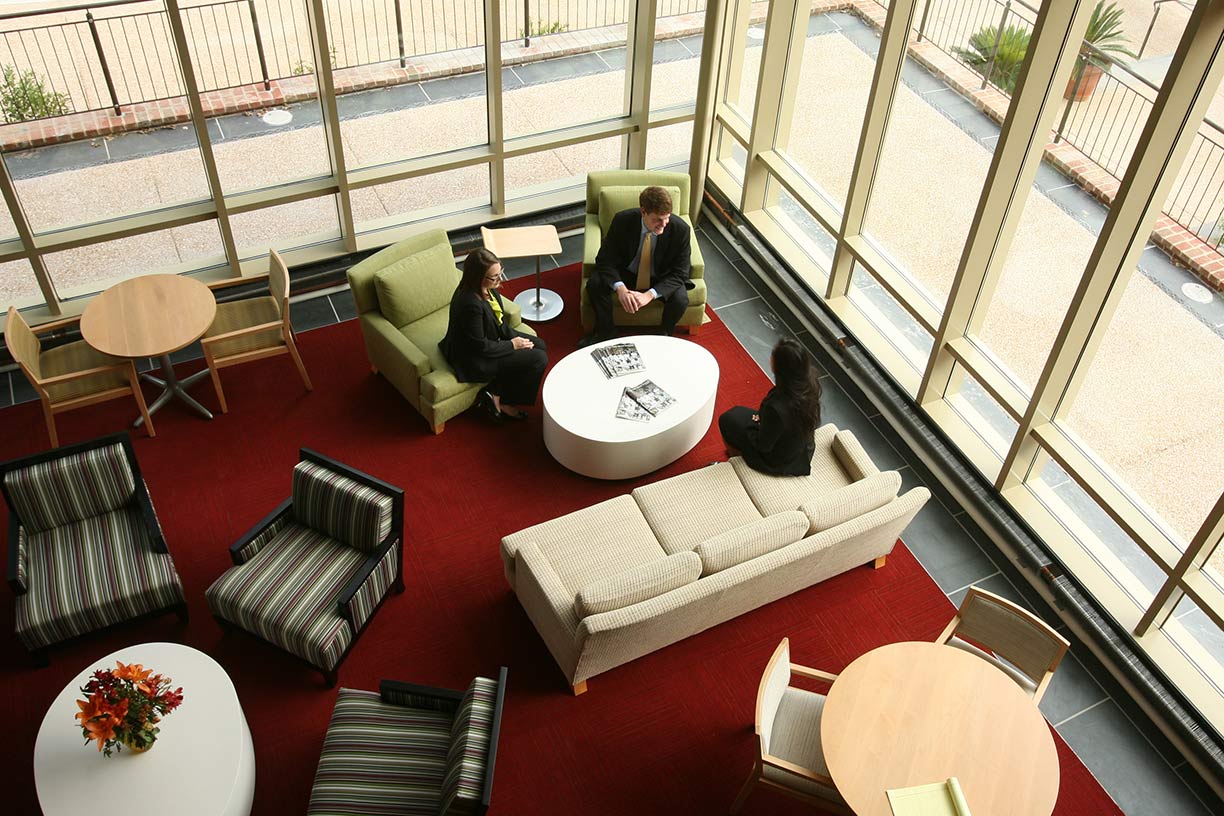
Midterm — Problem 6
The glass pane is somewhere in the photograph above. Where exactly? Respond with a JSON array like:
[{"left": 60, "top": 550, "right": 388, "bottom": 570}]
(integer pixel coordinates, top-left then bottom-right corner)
[
  {"left": 331, "top": 1, "right": 488, "bottom": 169},
  {"left": 1030, "top": 455, "right": 1162, "bottom": 608},
  {"left": 775, "top": 5, "right": 875, "bottom": 207},
  {"left": 351, "top": 165, "right": 490, "bottom": 230},
  {"left": 0, "top": 0, "right": 213, "bottom": 233},
  {"left": 650, "top": 4, "right": 705, "bottom": 111},
  {"left": 861, "top": 3, "right": 1024, "bottom": 311},
  {"left": 500, "top": 1, "right": 628, "bottom": 139},
  {"left": 43, "top": 221, "right": 226, "bottom": 300},
  {"left": 229, "top": 196, "right": 339, "bottom": 258},
  {"left": 847, "top": 261, "right": 933, "bottom": 380},
  {"left": 505, "top": 137, "right": 622, "bottom": 201},
  {"left": 646, "top": 121, "right": 693, "bottom": 170},
  {"left": 0, "top": 258, "right": 40, "bottom": 310},
  {"left": 1165, "top": 595, "right": 1224, "bottom": 691},
  {"left": 724, "top": 0, "right": 768, "bottom": 122},
  {"left": 763, "top": 182, "right": 834, "bottom": 287},
  {"left": 716, "top": 125, "right": 746, "bottom": 184},
  {"left": 946, "top": 364, "right": 1017, "bottom": 462},
  {"left": 193, "top": 1, "right": 331, "bottom": 192}
]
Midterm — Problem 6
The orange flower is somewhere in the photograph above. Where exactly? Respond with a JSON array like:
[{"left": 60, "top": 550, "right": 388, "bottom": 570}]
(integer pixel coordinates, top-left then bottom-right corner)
[
  {"left": 76, "top": 696, "right": 129, "bottom": 750},
  {"left": 114, "top": 661, "right": 155, "bottom": 694}
]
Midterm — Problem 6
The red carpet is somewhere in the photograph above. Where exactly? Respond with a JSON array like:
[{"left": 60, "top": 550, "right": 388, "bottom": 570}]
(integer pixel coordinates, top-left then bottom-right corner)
[{"left": 0, "top": 266, "right": 1118, "bottom": 814}]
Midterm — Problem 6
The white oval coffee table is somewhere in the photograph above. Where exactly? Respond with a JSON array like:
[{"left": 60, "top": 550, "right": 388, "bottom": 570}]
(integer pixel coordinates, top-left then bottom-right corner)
[
  {"left": 543, "top": 335, "right": 720, "bottom": 479},
  {"left": 34, "top": 642, "right": 255, "bottom": 816}
]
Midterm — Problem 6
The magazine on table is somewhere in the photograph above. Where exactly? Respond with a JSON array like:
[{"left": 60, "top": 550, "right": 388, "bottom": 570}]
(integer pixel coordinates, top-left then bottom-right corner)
[
  {"left": 591, "top": 342, "right": 645, "bottom": 379},
  {"left": 615, "top": 379, "right": 675, "bottom": 422}
]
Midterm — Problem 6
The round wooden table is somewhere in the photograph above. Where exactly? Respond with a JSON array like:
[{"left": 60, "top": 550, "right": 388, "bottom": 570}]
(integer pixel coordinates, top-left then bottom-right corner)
[
  {"left": 821, "top": 641, "right": 1060, "bottom": 816},
  {"left": 34, "top": 642, "right": 255, "bottom": 816},
  {"left": 81, "top": 274, "right": 218, "bottom": 423}
]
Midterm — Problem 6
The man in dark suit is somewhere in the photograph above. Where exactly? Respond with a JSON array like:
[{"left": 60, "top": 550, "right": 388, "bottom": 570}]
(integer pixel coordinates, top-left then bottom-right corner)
[{"left": 578, "top": 186, "right": 692, "bottom": 348}]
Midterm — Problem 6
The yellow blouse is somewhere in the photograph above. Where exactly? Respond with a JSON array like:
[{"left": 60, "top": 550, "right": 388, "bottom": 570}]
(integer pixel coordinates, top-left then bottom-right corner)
[{"left": 487, "top": 291, "right": 503, "bottom": 323}]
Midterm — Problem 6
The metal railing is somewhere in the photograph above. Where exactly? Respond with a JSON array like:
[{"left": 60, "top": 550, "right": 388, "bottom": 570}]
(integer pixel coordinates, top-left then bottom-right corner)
[
  {"left": 907, "top": 0, "right": 1224, "bottom": 250},
  {"left": 0, "top": 0, "right": 707, "bottom": 123}
]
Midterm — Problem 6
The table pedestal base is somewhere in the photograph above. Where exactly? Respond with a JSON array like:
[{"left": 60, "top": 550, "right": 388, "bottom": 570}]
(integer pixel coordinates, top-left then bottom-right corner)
[
  {"left": 136, "top": 354, "right": 214, "bottom": 426},
  {"left": 514, "top": 288, "right": 564, "bottom": 321}
]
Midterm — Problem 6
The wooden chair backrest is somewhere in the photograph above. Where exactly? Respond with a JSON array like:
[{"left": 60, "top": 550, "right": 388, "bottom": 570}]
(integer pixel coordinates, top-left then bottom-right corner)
[
  {"left": 755, "top": 637, "right": 792, "bottom": 755},
  {"left": 269, "top": 249, "right": 290, "bottom": 317},
  {"left": 5, "top": 306, "right": 42, "bottom": 381},
  {"left": 952, "top": 587, "right": 1068, "bottom": 682}
]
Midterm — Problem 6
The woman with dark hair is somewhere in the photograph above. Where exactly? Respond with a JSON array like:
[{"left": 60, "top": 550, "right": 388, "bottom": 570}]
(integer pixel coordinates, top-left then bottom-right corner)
[
  {"left": 439, "top": 248, "right": 548, "bottom": 423},
  {"left": 718, "top": 337, "right": 822, "bottom": 475}
]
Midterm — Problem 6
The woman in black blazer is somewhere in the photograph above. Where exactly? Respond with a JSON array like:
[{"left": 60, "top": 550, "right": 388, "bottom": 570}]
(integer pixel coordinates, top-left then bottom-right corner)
[
  {"left": 439, "top": 249, "right": 548, "bottom": 423},
  {"left": 718, "top": 338, "right": 822, "bottom": 475}
]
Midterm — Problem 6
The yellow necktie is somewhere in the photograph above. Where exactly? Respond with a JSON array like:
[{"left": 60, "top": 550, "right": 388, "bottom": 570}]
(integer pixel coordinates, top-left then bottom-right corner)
[{"left": 635, "top": 232, "right": 653, "bottom": 290}]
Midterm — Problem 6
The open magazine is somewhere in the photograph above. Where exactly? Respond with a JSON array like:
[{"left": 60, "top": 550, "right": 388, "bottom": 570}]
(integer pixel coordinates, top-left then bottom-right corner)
[
  {"left": 591, "top": 342, "right": 645, "bottom": 379},
  {"left": 616, "top": 379, "right": 675, "bottom": 422}
]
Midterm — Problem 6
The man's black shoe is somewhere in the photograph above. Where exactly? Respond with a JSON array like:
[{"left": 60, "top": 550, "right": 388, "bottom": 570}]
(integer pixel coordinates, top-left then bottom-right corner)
[{"left": 576, "top": 332, "right": 612, "bottom": 349}]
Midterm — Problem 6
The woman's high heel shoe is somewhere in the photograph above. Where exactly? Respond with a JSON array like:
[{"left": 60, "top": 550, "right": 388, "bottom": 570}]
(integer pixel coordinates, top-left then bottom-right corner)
[{"left": 477, "top": 390, "right": 503, "bottom": 424}]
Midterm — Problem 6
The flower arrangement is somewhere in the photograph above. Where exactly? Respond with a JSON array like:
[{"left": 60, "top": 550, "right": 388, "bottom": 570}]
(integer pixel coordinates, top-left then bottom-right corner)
[{"left": 75, "top": 661, "right": 184, "bottom": 756}]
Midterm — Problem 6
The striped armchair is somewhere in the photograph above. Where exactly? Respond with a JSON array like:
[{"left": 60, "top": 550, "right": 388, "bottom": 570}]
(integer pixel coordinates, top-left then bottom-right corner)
[
  {"left": 205, "top": 449, "right": 404, "bottom": 686},
  {"left": 1, "top": 433, "right": 186, "bottom": 664},
  {"left": 308, "top": 668, "right": 508, "bottom": 816}
]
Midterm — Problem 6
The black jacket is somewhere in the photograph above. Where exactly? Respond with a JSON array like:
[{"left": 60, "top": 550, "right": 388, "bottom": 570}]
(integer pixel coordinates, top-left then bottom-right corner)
[
  {"left": 438, "top": 287, "right": 522, "bottom": 383},
  {"left": 593, "top": 208, "right": 694, "bottom": 300},
  {"left": 742, "top": 389, "right": 817, "bottom": 476}
]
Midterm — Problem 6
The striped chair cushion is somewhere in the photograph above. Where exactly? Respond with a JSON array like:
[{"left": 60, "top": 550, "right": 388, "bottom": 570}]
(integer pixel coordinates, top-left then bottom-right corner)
[
  {"left": 4, "top": 443, "right": 136, "bottom": 534},
  {"left": 15, "top": 506, "right": 185, "bottom": 651},
  {"left": 205, "top": 523, "right": 365, "bottom": 671},
  {"left": 293, "top": 461, "right": 394, "bottom": 553},
  {"left": 439, "top": 677, "right": 499, "bottom": 815},
  {"left": 348, "top": 541, "right": 400, "bottom": 629},
  {"left": 308, "top": 688, "right": 453, "bottom": 816}
]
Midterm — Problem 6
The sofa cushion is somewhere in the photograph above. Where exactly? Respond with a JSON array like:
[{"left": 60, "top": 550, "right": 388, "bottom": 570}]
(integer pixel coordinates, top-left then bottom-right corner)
[
  {"left": 732, "top": 425, "right": 856, "bottom": 517},
  {"left": 373, "top": 242, "right": 460, "bottom": 329},
  {"left": 575, "top": 552, "right": 701, "bottom": 618},
  {"left": 501, "top": 495, "right": 664, "bottom": 595},
  {"left": 307, "top": 687, "right": 453, "bottom": 815},
  {"left": 632, "top": 462, "right": 763, "bottom": 555},
  {"left": 694, "top": 511, "right": 810, "bottom": 576},
  {"left": 292, "top": 460, "right": 394, "bottom": 553},
  {"left": 598, "top": 185, "right": 682, "bottom": 235},
  {"left": 800, "top": 471, "right": 900, "bottom": 534},
  {"left": 4, "top": 441, "right": 136, "bottom": 533},
  {"left": 15, "top": 506, "right": 185, "bottom": 651}
]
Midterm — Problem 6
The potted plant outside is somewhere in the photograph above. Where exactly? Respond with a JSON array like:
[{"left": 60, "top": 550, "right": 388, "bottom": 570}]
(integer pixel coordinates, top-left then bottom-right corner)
[{"left": 1065, "top": 1, "right": 1136, "bottom": 101}]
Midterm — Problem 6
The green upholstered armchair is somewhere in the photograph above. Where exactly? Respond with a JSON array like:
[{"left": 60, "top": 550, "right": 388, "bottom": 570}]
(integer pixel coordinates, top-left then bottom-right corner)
[
  {"left": 1, "top": 433, "right": 187, "bottom": 664},
  {"left": 346, "top": 228, "right": 537, "bottom": 434},
  {"left": 581, "top": 170, "right": 708, "bottom": 334},
  {"left": 308, "top": 668, "right": 508, "bottom": 816},
  {"left": 205, "top": 449, "right": 404, "bottom": 687}
]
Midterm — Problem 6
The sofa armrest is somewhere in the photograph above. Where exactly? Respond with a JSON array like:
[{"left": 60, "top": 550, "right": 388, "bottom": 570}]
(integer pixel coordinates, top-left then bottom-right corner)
[
  {"left": 7, "top": 515, "right": 26, "bottom": 595},
  {"left": 832, "top": 430, "right": 879, "bottom": 482},
  {"left": 130, "top": 476, "right": 168, "bottom": 553},
  {"left": 337, "top": 535, "right": 401, "bottom": 633},
  {"left": 379, "top": 678, "right": 464, "bottom": 712},
  {"left": 360, "top": 311, "right": 431, "bottom": 379},
  {"left": 514, "top": 543, "right": 582, "bottom": 676},
  {"left": 503, "top": 296, "right": 523, "bottom": 329},
  {"left": 229, "top": 498, "right": 293, "bottom": 565},
  {"left": 582, "top": 214, "right": 601, "bottom": 275}
]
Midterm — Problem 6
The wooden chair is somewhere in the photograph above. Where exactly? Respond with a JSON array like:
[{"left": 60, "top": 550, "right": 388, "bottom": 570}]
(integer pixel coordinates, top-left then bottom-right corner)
[
  {"left": 936, "top": 586, "right": 1070, "bottom": 703},
  {"left": 5, "top": 306, "right": 153, "bottom": 447},
  {"left": 200, "top": 249, "right": 312, "bottom": 413},
  {"left": 731, "top": 638, "right": 850, "bottom": 815}
]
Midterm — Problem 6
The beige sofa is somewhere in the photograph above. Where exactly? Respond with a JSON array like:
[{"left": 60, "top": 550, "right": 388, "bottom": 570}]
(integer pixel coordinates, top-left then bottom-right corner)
[{"left": 501, "top": 424, "right": 930, "bottom": 694}]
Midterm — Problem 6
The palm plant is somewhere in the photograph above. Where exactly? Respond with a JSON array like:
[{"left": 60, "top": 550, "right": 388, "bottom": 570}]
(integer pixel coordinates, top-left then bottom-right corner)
[
  {"left": 1081, "top": 1, "right": 1136, "bottom": 67},
  {"left": 953, "top": 24, "right": 1032, "bottom": 94}
]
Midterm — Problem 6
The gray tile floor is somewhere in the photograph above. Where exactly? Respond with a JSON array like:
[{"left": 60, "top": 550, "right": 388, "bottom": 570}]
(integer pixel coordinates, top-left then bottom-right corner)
[{"left": 0, "top": 222, "right": 1219, "bottom": 814}]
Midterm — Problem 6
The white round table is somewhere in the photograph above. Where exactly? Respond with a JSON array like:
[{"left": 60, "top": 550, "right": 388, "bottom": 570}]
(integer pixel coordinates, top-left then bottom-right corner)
[
  {"left": 34, "top": 642, "right": 255, "bottom": 816},
  {"left": 543, "top": 335, "right": 720, "bottom": 479}
]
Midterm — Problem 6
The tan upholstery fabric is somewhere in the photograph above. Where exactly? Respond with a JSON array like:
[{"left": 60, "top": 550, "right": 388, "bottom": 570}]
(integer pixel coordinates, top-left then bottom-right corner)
[
  {"left": 514, "top": 543, "right": 582, "bottom": 678},
  {"left": 694, "top": 512, "right": 809, "bottom": 576},
  {"left": 631, "top": 463, "right": 762, "bottom": 555},
  {"left": 6, "top": 309, "right": 42, "bottom": 379},
  {"left": 832, "top": 430, "right": 879, "bottom": 482},
  {"left": 732, "top": 425, "right": 856, "bottom": 517},
  {"left": 762, "top": 688, "right": 842, "bottom": 803},
  {"left": 500, "top": 495, "right": 664, "bottom": 595},
  {"left": 800, "top": 471, "right": 901, "bottom": 533},
  {"left": 204, "top": 296, "right": 283, "bottom": 358},
  {"left": 575, "top": 552, "right": 701, "bottom": 618},
  {"left": 953, "top": 592, "right": 1065, "bottom": 682},
  {"left": 39, "top": 340, "right": 128, "bottom": 401}
]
